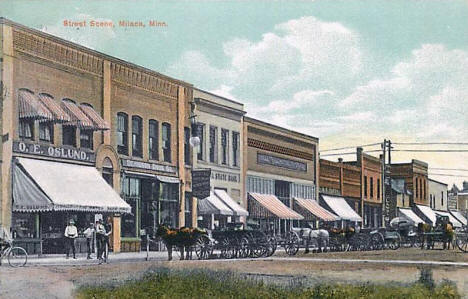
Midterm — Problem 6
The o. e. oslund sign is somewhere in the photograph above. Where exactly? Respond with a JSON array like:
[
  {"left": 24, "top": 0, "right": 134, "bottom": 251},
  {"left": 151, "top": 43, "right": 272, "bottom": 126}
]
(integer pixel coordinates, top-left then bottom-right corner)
[{"left": 13, "top": 141, "right": 96, "bottom": 162}]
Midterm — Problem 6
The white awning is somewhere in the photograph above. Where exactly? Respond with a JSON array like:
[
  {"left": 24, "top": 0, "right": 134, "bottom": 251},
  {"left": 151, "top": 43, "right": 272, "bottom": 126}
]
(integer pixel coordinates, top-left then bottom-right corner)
[
  {"left": 435, "top": 210, "right": 463, "bottom": 228},
  {"left": 214, "top": 189, "right": 248, "bottom": 217},
  {"left": 415, "top": 205, "right": 436, "bottom": 226},
  {"left": 398, "top": 208, "right": 424, "bottom": 225},
  {"left": 17, "top": 158, "right": 131, "bottom": 213},
  {"left": 198, "top": 191, "right": 234, "bottom": 216},
  {"left": 320, "top": 194, "right": 362, "bottom": 222},
  {"left": 156, "top": 175, "right": 180, "bottom": 184},
  {"left": 450, "top": 210, "right": 467, "bottom": 226}
]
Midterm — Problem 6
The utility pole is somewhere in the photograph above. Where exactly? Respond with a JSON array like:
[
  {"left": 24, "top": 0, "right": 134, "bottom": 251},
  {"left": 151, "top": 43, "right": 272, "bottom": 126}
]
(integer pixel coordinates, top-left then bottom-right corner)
[
  {"left": 387, "top": 140, "right": 392, "bottom": 222},
  {"left": 382, "top": 139, "right": 387, "bottom": 227}
]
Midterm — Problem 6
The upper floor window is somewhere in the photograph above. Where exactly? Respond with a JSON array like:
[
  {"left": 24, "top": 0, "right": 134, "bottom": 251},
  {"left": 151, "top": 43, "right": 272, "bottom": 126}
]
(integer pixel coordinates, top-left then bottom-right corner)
[
  {"left": 197, "top": 124, "right": 205, "bottom": 161},
  {"left": 377, "top": 179, "right": 380, "bottom": 199},
  {"left": 184, "top": 127, "right": 191, "bottom": 165},
  {"left": 162, "top": 123, "right": 171, "bottom": 162},
  {"left": 441, "top": 191, "right": 444, "bottom": 206},
  {"left": 415, "top": 179, "right": 419, "bottom": 198},
  {"left": 80, "top": 129, "right": 93, "bottom": 149},
  {"left": 364, "top": 176, "right": 368, "bottom": 197},
  {"left": 132, "top": 116, "right": 142, "bottom": 157},
  {"left": 149, "top": 120, "right": 159, "bottom": 160},
  {"left": 370, "top": 177, "right": 374, "bottom": 198},
  {"left": 62, "top": 126, "right": 76, "bottom": 147},
  {"left": 19, "top": 119, "right": 34, "bottom": 140},
  {"left": 117, "top": 112, "right": 128, "bottom": 155},
  {"left": 209, "top": 126, "right": 218, "bottom": 163},
  {"left": 232, "top": 132, "right": 240, "bottom": 167},
  {"left": 39, "top": 122, "right": 53, "bottom": 143},
  {"left": 221, "top": 129, "right": 229, "bottom": 165}
]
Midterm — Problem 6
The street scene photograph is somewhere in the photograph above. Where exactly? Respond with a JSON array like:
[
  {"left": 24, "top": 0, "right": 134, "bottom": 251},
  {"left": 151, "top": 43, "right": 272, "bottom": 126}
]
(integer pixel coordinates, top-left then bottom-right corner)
[{"left": 0, "top": 0, "right": 467, "bottom": 298}]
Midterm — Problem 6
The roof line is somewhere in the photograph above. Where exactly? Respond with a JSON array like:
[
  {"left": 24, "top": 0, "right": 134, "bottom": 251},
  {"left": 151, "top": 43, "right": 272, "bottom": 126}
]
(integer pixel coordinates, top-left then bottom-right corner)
[
  {"left": 244, "top": 116, "right": 319, "bottom": 142},
  {"left": 0, "top": 17, "right": 192, "bottom": 88},
  {"left": 194, "top": 87, "right": 245, "bottom": 107}
]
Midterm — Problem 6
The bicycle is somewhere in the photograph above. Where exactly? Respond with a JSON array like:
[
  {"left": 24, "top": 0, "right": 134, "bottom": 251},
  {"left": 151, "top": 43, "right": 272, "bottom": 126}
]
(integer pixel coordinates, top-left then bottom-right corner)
[{"left": 0, "top": 240, "right": 28, "bottom": 267}]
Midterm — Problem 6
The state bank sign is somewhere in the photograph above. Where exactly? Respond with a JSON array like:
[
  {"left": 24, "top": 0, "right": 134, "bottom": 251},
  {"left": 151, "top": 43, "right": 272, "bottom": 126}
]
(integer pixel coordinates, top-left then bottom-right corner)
[{"left": 13, "top": 141, "right": 96, "bottom": 163}]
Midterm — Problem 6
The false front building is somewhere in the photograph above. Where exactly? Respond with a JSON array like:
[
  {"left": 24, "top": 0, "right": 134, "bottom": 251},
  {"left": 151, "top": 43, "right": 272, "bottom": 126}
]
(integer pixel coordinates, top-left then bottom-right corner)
[{"left": 0, "top": 18, "right": 193, "bottom": 253}]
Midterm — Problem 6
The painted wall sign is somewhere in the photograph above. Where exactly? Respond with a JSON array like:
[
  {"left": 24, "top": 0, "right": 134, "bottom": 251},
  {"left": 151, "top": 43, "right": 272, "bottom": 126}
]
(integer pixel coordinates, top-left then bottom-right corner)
[
  {"left": 13, "top": 141, "right": 95, "bottom": 162},
  {"left": 192, "top": 169, "right": 211, "bottom": 199},
  {"left": 257, "top": 153, "right": 307, "bottom": 172},
  {"left": 121, "top": 159, "right": 177, "bottom": 174},
  {"left": 211, "top": 170, "right": 240, "bottom": 183}
]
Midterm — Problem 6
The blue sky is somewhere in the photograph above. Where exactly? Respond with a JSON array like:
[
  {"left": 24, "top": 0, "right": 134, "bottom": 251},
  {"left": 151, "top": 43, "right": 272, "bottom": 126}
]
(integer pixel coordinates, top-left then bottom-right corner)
[{"left": 1, "top": 0, "right": 468, "bottom": 186}]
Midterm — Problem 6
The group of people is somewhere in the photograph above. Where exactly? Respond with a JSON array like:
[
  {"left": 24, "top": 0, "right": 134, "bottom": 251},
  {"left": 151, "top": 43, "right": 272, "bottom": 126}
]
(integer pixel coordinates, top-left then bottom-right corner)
[{"left": 64, "top": 217, "right": 112, "bottom": 264}]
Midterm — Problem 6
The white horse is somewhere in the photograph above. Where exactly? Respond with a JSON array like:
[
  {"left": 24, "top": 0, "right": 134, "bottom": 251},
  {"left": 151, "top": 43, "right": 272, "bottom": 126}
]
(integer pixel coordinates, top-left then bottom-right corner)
[{"left": 292, "top": 228, "right": 329, "bottom": 253}]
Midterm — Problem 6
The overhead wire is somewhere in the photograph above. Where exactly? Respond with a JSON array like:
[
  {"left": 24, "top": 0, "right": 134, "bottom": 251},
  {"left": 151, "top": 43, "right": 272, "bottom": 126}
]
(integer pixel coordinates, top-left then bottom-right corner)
[{"left": 320, "top": 142, "right": 382, "bottom": 153}]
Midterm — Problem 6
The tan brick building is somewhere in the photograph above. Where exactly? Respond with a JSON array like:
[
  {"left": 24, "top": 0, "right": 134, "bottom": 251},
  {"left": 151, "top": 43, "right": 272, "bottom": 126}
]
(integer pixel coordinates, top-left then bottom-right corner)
[
  {"left": 0, "top": 18, "right": 193, "bottom": 253},
  {"left": 391, "top": 159, "right": 428, "bottom": 207}
]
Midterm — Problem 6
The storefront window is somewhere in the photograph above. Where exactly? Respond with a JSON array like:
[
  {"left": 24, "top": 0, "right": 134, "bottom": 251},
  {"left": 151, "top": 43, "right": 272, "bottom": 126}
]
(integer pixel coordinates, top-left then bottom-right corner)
[
  {"left": 39, "top": 121, "right": 53, "bottom": 143},
  {"left": 185, "top": 192, "right": 192, "bottom": 227},
  {"left": 62, "top": 125, "right": 76, "bottom": 146},
  {"left": 80, "top": 129, "right": 93, "bottom": 149},
  {"left": 149, "top": 119, "right": 159, "bottom": 160},
  {"left": 11, "top": 213, "right": 37, "bottom": 239},
  {"left": 19, "top": 119, "right": 34, "bottom": 140},
  {"left": 121, "top": 177, "right": 140, "bottom": 238},
  {"left": 160, "top": 183, "right": 178, "bottom": 228}
]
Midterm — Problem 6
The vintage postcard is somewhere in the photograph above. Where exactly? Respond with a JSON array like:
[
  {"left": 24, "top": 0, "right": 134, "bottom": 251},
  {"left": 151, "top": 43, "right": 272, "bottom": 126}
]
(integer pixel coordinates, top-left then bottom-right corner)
[{"left": 0, "top": 0, "right": 467, "bottom": 298}]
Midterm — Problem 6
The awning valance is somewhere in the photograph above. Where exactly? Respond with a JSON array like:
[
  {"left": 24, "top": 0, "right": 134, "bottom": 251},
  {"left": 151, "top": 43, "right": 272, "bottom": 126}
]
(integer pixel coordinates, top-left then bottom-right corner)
[
  {"left": 248, "top": 193, "right": 303, "bottom": 220},
  {"left": 435, "top": 210, "right": 462, "bottom": 228},
  {"left": 293, "top": 197, "right": 339, "bottom": 221},
  {"left": 156, "top": 175, "right": 180, "bottom": 184},
  {"left": 198, "top": 192, "right": 234, "bottom": 216},
  {"left": 398, "top": 208, "right": 424, "bottom": 225},
  {"left": 80, "top": 104, "right": 110, "bottom": 130},
  {"left": 18, "top": 89, "right": 54, "bottom": 121},
  {"left": 450, "top": 210, "right": 467, "bottom": 226},
  {"left": 320, "top": 194, "right": 362, "bottom": 222},
  {"left": 415, "top": 204, "right": 437, "bottom": 226},
  {"left": 37, "top": 93, "right": 71, "bottom": 123},
  {"left": 12, "top": 163, "right": 53, "bottom": 212},
  {"left": 214, "top": 189, "right": 249, "bottom": 217},
  {"left": 15, "top": 157, "right": 131, "bottom": 213},
  {"left": 61, "top": 99, "right": 96, "bottom": 129}
]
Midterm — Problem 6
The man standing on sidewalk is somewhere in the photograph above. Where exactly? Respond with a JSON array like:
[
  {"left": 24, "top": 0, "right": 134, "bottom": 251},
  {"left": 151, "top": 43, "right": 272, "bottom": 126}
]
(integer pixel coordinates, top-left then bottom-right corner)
[
  {"left": 95, "top": 219, "right": 106, "bottom": 264},
  {"left": 103, "top": 216, "right": 113, "bottom": 262},
  {"left": 64, "top": 219, "right": 78, "bottom": 259},
  {"left": 83, "top": 223, "right": 95, "bottom": 259}
]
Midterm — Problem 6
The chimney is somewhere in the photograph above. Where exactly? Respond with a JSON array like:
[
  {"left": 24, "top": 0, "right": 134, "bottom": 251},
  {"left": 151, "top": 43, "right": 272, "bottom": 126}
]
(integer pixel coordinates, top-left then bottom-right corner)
[
  {"left": 338, "top": 158, "right": 343, "bottom": 163},
  {"left": 356, "top": 147, "right": 363, "bottom": 167}
]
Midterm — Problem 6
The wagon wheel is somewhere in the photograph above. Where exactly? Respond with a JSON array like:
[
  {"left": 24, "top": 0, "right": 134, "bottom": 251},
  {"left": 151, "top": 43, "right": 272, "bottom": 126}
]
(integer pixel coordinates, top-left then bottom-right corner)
[
  {"left": 456, "top": 228, "right": 468, "bottom": 253},
  {"left": 266, "top": 235, "right": 277, "bottom": 257},
  {"left": 284, "top": 231, "right": 300, "bottom": 256},
  {"left": 220, "top": 238, "right": 236, "bottom": 259},
  {"left": 410, "top": 234, "right": 422, "bottom": 248},
  {"left": 237, "top": 237, "right": 250, "bottom": 258},
  {"left": 387, "top": 233, "right": 401, "bottom": 250},
  {"left": 194, "top": 235, "right": 213, "bottom": 260},
  {"left": 370, "top": 232, "right": 384, "bottom": 250}
]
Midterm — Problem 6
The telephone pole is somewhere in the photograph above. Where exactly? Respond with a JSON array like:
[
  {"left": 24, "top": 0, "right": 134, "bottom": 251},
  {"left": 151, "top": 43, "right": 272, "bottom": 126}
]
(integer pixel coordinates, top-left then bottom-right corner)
[{"left": 382, "top": 139, "right": 387, "bottom": 227}]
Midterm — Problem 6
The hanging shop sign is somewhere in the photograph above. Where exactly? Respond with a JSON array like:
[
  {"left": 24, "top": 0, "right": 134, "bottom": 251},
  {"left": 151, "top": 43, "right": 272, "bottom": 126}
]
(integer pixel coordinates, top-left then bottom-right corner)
[
  {"left": 13, "top": 141, "right": 95, "bottom": 162},
  {"left": 121, "top": 159, "right": 177, "bottom": 175},
  {"left": 192, "top": 169, "right": 211, "bottom": 199}
]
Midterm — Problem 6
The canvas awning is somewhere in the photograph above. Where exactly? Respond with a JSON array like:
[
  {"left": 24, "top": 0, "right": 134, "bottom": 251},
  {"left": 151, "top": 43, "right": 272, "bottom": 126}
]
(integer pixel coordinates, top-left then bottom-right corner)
[
  {"left": 248, "top": 193, "right": 303, "bottom": 220},
  {"left": 18, "top": 89, "right": 54, "bottom": 121},
  {"left": 156, "top": 175, "right": 180, "bottom": 184},
  {"left": 61, "top": 99, "right": 96, "bottom": 129},
  {"left": 37, "top": 93, "right": 71, "bottom": 123},
  {"left": 398, "top": 208, "right": 424, "bottom": 225},
  {"left": 415, "top": 204, "right": 437, "bottom": 226},
  {"left": 320, "top": 194, "right": 362, "bottom": 222},
  {"left": 80, "top": 103, "right": 110, "bottom": 130},
  {"left": 214, "top": 189, "right": 249, "bottom": 217},
  {"left": 15, "top": 157, "right": 131, "bottom": 213},
  {"left": 293, "top": 197, "right": 339, "bottom": 221},
  {"left": 197, "top": 191, "right": 234, "bottom": 216},
  {"left": 450, "top": 210, "right": 467, "bottom": 226},
  {"left": 12, "top": 163, "right": 53, "bottom": 212},
  {"left": 435, "top": 210, "right": 463, "bottom": 228}
]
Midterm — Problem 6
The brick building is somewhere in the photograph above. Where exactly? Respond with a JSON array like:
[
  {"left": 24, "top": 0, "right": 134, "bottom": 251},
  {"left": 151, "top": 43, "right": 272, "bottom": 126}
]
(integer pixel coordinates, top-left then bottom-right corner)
[
  {"left": 0, "top": 18, "right": 193, "bottom": 253},
  {"left": 390, "top": 160, "right": 429, "bottom": 207}
]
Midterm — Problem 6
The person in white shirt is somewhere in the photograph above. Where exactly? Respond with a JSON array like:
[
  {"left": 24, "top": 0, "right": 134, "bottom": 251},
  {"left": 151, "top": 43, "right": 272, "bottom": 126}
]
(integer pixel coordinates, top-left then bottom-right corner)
[
  {"left": 64, "top": 219, "right": 78, "bottom": 259},
  {"left": 83, "top": 223, "right": 95, "bottom": 259}
]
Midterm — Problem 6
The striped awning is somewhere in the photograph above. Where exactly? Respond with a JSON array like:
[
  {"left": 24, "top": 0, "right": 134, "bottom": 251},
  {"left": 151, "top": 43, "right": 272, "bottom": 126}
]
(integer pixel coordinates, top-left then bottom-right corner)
[
  {"left": 80, "top": 103, "right": 110, "bottom": 130},
  {"left": 293, "top": 197, "right": 339, "bottom": 221},
  {"left": 37, "top": 93, "right": 71, "bottom": 123},
  {"left": 18, "top": 89, "right": 54, "bottom": 120},
  {"left": 61, "top": 99, "right": 96, "bottom": 129},
  {"left": 248, "top": 193, "right": 303, "bottom": 220},
  {"left": 198, "top": 192, "right": 234, "bottom": 216}
]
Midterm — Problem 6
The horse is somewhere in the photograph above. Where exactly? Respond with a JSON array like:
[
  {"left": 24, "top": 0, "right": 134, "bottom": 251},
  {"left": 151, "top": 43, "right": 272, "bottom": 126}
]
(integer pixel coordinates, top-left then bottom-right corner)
[{"left": 292, "top": 228, "right": 329, "bottom": 253}]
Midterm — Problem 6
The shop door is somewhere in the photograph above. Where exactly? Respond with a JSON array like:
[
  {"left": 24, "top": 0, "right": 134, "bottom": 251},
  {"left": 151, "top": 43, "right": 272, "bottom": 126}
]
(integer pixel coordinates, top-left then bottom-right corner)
[
  {"left": 275, "top": 180, "right": 291, "bottom": 235},
  {"left": 140, "top": 180, "right": 158, "bottom": 236}
]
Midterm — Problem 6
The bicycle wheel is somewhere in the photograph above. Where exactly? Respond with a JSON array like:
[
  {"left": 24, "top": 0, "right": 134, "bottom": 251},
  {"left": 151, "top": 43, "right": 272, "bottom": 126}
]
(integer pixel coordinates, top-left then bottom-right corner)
[{"left": 8, "top": 247, "right": 28, "bottom": 267}]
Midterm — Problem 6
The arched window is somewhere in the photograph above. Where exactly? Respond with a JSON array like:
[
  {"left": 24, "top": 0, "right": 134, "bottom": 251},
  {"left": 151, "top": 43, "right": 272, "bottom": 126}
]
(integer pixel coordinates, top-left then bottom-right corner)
[
  {"left": 117, "top": 112, "right": 128, "bottom": 155},
  {"left": 149, "top": 119, "right": 159, "bottom": 160},
  {"left": 132, "top": 116, "right": 142, "bottom": 157},
  {"left": 162, "top": 123, "right": 171, "bottom": 162}
]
